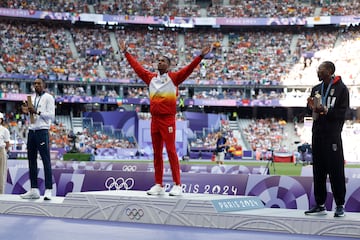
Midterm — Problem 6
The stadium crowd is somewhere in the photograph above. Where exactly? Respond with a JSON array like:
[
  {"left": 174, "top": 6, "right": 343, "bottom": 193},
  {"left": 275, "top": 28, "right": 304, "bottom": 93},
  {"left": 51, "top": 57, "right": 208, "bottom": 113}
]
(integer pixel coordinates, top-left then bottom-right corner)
[
  {"left": 0, "top": 0, "right": 359, "bottom": 159},
  {"left": 1, "top": 21, "right": 359, "bottom": 92},
  {"left": 1, "top": 0, "right": 358, "bottom": 17}
]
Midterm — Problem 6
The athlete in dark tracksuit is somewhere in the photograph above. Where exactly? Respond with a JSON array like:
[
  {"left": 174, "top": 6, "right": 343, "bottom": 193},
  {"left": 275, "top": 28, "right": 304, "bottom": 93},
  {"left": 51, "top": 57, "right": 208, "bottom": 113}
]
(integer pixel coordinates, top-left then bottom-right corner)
[{"left": 305, "top": 61, "right": 349, "bottom": 217}]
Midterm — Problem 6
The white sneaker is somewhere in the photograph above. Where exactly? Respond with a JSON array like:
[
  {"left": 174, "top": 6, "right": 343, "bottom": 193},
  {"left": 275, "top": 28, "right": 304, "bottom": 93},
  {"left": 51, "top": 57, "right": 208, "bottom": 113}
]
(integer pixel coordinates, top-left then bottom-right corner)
[
  {"left": 169, "top": 185, "right": 183, "bottom": 196},
  {"left": 20, "top": 188, "right": 40, "bottom": 199},
  {"left": 146, "top": 184, "right": 165, "bottom": 195},
  {"left": 44, "top": 189, "right": 52, "bottom": 200}
]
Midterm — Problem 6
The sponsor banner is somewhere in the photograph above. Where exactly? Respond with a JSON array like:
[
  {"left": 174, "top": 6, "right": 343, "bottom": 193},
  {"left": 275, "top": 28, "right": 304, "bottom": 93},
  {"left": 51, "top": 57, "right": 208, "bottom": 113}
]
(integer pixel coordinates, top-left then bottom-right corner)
[
  {"left": 80, "top": 171, "right": 248, "bottom": 195},
  {"left": 0, "top": 8, "right": 359, "bottom": 27},
  {"left": 194, "top": 17, "right": 217, "bottom": 26},
  {"left": 194, "top": 99, "right": 237, "bottom": 107},
  {"left": 216, "top": 17, "right": 307, "bottom": 26},
  {"left": 104, "top": 14, "right": 161, "bottom": 25},
  {"left": 331, "top": 15, "right": 360, "bottom": 25},
  {"left": 6, "top": 167, "right": 360, "bottom": 212},
  {"left": 0, "top": 73, "right": 35, "bottom": 80},
  {"left": 0, "top": 93, "right": 28, "bottom": 101},
  {"left": 0, "top": 8, "right": 80, "bottom": 21}
]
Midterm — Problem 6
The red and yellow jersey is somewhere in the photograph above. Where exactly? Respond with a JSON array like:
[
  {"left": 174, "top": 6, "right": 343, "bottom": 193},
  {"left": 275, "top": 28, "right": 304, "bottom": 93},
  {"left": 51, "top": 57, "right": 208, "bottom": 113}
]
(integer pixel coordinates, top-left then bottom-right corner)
[{"left": 125, "top": 52, "right": 202, "bottom": 115}]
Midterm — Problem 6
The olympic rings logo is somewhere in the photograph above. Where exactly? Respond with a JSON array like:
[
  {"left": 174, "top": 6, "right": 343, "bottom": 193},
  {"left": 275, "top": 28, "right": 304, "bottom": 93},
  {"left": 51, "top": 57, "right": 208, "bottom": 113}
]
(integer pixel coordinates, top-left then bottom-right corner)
[
  {"left": 125, "top": 207, "right": 144, "bottom": 220},
  {"left": 105, "top": 177, "right": 135, "bottom": 190},
  {"left": 122, "top": 165, "right": 137, "bottom": 172}
]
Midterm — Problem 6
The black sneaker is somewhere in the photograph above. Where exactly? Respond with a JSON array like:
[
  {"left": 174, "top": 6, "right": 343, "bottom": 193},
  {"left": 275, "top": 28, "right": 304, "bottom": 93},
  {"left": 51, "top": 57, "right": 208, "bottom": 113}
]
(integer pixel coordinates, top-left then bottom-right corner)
[
  {"left": 304, "top": 205, "right": 327, "bottom": 216},
  {"left": 334, "top": 205, "right": 345, "bottom": 217}
]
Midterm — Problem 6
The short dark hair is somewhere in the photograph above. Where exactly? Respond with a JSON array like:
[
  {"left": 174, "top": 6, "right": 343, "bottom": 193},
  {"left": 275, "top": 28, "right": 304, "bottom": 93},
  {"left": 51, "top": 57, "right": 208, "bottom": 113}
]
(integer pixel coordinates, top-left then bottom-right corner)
[
  {"left": 35, "top": 77, "right": 47, "bottom": 87},
  {"left": 322, "top": 61, "right": 336, "bottom": 75},
  {"left": 36, "top": 76, "right": 46, "bottom": 82}
]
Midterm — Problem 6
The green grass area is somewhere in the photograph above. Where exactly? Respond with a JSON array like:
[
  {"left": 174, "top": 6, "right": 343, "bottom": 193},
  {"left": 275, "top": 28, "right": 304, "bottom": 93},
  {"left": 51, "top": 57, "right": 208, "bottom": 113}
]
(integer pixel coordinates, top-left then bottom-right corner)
[
  {"left": 189, "top": 160, "right": 360, "bottom": 176},
  {"left": 63, "top": 153, "right": 93, "bottom": 161},
  {"left": 187, "top": 160, "right": 360, "bottom": 176},
  {"left": 121, "top": 159, "right": 360, "bottom": 176},
  {"left": 12, "top": 157, "right": 357, "bottom": 177},
  {"left": 184, "top": 160, "right": 304, "bottom": 176},
  {"left": 112, "top": 159, "right": 305, "bottom": 176}
]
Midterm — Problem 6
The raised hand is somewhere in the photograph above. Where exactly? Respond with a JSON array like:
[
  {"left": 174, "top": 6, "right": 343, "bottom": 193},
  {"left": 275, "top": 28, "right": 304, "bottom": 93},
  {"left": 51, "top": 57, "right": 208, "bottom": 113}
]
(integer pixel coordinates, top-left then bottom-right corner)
[
  {"left": 307, "top": 97, "right": 314, "bottom": 110},
  {"left": 119, "top": 40, "right": 127, "bottom": 53},
  {"left": 200, "top": 45, "right": 212, "bottom": 57}
]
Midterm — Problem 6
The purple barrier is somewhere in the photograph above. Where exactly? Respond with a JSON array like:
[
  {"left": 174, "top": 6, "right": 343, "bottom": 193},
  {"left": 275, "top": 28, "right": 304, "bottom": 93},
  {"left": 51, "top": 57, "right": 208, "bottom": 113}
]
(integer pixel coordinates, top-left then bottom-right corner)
[
  {"left": 189, "top": 152, "right": 200, "bottom": 159},
  {"left": 7, "top": 166, "right": 360, "bottom": 212},
  {"left": 9, "top": 160, "right": 268, "bottom": 175},
  {"left": 95, "top": 148, "right": 140, "bottom": 160},
  {"left": 51, "top": 161, "right": 268, "bottom": 175},
  {"left": 200, "top": 151, "right": 214, "bottom": 159}
]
